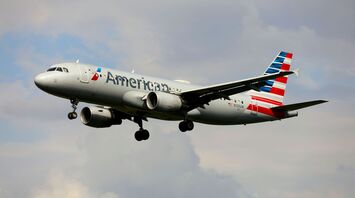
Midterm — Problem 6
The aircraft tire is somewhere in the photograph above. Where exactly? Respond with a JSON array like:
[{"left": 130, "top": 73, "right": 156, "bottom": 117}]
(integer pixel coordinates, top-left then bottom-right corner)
[
  {"left": 142, "top": 129, "right": 150, "bottom": 140},
  {"left": 72, "top": 112, "right": 77, "bottom": 119},
  {"left": 135, "top": 129, "right": 149, "bottom": 141},
  {"left": 186, "top": 120, "right": 194, "bottom": 131},
  {"left": 135, "top": 131, "right": 143, "bottom": 141},
  {"left": 68, "top": 112, "right": 77, "bottom": 120},
  {"left": 179, "top": 120, "right": 194, "bottom": 132},
  {"left": 179, "top": 122, "right": 188, "bottom": 132}
]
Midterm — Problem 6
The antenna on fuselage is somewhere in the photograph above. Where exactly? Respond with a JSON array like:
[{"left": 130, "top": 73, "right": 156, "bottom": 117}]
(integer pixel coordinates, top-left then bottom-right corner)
[
  {"left": 131, "top": 69, "right": 135, "bottom": 74},
  {"left": 76, "top": 59, "right": 80, "bottom": 63}
]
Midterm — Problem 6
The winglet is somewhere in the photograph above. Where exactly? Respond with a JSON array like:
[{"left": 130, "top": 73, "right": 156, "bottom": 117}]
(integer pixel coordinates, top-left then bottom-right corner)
[{"left": 293, "top": 68, "right": 300, "bottom": 77}]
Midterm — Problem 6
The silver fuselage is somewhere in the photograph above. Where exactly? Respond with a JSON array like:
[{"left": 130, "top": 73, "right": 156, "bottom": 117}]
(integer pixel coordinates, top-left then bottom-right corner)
[{"left": 35, "top": 62, "right": 277, "bottom": 125}]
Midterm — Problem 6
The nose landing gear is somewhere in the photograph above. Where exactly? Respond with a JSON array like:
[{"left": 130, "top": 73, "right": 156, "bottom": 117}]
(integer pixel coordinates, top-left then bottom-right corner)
[{"left": 68, "top": 99, "right": 79, "bottom": 120}]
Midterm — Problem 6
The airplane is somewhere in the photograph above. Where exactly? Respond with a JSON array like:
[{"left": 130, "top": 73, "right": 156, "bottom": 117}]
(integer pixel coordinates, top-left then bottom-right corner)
[{"left": 34, "top": 51, "right": 327, "bottom": 141}]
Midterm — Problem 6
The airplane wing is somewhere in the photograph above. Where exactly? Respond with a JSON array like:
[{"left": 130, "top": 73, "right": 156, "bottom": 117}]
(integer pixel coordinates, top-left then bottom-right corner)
[
  {"left": 271, "top": 100, "right": 328, "bottom": 111},
  {"left": 179, "top": 70, "right": 295, "bottom": 107}
]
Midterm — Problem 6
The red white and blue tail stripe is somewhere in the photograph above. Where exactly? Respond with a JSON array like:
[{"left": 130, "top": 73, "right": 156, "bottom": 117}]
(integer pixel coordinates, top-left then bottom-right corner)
[
  {"left": 244, "top": 51, "right": 327, "bottom": 118},
  {"left": 248, "top": 51, "right": 293, "bottom": 108}
]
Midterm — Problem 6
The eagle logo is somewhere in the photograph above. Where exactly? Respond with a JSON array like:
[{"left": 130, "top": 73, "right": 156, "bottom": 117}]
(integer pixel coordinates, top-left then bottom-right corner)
[{"left": 91, "top": 68, "right": 102, "bottom": 81}]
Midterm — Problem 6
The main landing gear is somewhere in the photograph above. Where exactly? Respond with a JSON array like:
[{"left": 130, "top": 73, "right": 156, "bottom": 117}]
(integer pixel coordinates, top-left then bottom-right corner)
[
  {"left": 68, "top": 99, "right": 79, "bottom": 120},
  {"left": 179, "top": 120, "right": 194, "bottom": 132},
  {"left": 133, "top": 117, "right": 150, "bottom": 141}
]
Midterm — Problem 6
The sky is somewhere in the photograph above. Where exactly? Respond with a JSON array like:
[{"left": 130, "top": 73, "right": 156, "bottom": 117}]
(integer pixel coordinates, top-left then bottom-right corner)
[{"left": 0, "top": 0, "right": 354, "bottom": 197}]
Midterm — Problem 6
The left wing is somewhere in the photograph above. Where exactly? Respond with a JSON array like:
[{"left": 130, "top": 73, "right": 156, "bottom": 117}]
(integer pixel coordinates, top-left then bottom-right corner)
[{"left": 179, "top": 70, "right": 295, "bottom": 107}]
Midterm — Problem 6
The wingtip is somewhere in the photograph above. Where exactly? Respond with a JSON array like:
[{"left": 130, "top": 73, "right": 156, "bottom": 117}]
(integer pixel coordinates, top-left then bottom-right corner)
[
  {"left": 314, "top": 100, "right": 329, "bottom": 105},
  {"left": 293, "top": 68, "right": 300, "bottom": 77}
]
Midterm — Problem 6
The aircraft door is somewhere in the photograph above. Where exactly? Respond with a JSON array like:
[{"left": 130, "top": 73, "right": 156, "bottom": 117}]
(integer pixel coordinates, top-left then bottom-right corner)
[{"left": 79, "top": 65, "right": 89, "bottom": 83}]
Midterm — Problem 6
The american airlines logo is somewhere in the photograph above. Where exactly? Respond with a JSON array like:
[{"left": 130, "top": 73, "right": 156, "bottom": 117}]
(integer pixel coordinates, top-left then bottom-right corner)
[{"left": 91, "top": 68, "right": 102, "bottom": 81}]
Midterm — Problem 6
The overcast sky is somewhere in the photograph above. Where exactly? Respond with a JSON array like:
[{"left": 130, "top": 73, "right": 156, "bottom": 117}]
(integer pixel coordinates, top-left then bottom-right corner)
[{"left": 0, "top": 0, "right": 354, "bottom": 197}]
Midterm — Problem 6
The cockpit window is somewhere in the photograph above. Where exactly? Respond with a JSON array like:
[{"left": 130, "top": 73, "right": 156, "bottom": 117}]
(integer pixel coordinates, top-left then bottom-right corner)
[
  {"left": 47, "top": 67, "right": 56, "bottom": 72},
  {"left": 47, "top": 66, "right": 69, "bottom": 73}
]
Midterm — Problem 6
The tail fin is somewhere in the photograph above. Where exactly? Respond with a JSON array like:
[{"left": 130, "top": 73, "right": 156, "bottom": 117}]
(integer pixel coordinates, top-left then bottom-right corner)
[{"left": 247, "top": 51, "right": 293, "bottom": 106}]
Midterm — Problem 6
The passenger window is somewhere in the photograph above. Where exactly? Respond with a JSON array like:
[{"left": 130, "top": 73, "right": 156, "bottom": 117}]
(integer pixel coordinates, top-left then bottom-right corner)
[
  {"left": 63, "top": 67, "right": 69, "bottom": 73},
  {"left": 56, "top": 67, "right": 63, "bottom": 72},
  {"left": 47, "top": 67, "right": 56, "bottom": 72}
]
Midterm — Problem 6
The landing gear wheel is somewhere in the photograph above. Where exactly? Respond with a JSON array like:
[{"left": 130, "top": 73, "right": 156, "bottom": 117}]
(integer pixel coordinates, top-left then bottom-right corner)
[
  {"left": 142, "top": 129, "right": 150, "bottom": 140},
  {"left": 186, "top": 120, "right": 194, "bottom": 131},
  {"left": 68, "top": 112, "right": 77, "bottom": 120},
  {"left": 67, "top": 99, "right": 79, "bottom": 120},
  {"left": 179, "top": 120, "right": 194, "bottom": 132},
  {"left": 133, "top": 117, "right": 150, "bottom": 141},
  {"left": 179, "top": 122, "right": 188, "bottom": 132},
  {"left": 135, "top": 131, "right": 143, "bottom": 141},
  {"left": 135, "top": 129, "right": 150, "bottom": 141}
]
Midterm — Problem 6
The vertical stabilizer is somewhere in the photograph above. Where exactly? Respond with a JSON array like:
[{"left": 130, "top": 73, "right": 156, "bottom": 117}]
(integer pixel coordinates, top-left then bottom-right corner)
[{"left": 247, "top": 51, "right": 293, "bottom": 107}]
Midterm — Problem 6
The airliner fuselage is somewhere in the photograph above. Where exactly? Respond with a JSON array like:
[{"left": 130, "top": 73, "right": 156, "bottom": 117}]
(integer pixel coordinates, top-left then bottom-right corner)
[
  {"left": 35, "top": 63, "right": 275, "bottom": 124},
  {"left": 34, "top": 52, "right": 326, "bottom": 141}
]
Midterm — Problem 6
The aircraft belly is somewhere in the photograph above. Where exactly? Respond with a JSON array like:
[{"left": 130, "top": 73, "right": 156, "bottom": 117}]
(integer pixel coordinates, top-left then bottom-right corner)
[
  {"left": 187, "top": 99, "right": 271, "bottom": 125},
  {"left": 113, "top": 105, "right": 185, "bottom": 121}
]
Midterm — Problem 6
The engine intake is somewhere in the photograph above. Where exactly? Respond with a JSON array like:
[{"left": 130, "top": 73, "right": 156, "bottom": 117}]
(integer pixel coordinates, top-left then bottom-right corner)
[
  {"left": 146, "top": 92, "right": 182, "bottom": 112},
  {"left": 80, "top": 107, "right": 122, "bottom": 128}
]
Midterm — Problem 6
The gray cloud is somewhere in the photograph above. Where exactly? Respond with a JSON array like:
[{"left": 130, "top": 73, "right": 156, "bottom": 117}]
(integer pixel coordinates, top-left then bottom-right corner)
[
  {"left": 253, "top": 0, "right": 355, "bottom": 41},
  {"left": 0, "top": 122, "right": 251, "bottom": 198},
  {"left": 1, "top": 0, "right": 354, "bottom": 82},
  {"left": 190, "top": 106, "right": 355, "bottom": 198},
  {"left": 0, "top": 81, "right": 69, "bottom": 122},
  {"left": 76, "top": 130, "right": 249, "bottom": 198}
]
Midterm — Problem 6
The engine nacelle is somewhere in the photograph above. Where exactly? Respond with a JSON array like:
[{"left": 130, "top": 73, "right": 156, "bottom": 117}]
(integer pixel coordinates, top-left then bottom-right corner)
[
  {"left": 146, "top": 92, "right": 182, "bottom": 112},
  {"left": 80, "top": 107, "right": 122, "bottom": 128}
]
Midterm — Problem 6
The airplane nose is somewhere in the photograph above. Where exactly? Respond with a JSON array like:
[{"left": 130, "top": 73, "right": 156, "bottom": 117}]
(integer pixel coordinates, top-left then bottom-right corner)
[
  {"left": 34, "top": 73, "right": 52, "bottom": 90},
  {"left": 34, "top": 74, "right": 43, "bottom": 88}
]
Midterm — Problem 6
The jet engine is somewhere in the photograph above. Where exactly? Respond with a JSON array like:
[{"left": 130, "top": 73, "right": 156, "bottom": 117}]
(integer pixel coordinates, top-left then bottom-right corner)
[
  {"left": 80, "top": 107, "right": 122, "bottom": 128},
  {"left": 146, "top": 92, "right": 182, "bottom": 111}
]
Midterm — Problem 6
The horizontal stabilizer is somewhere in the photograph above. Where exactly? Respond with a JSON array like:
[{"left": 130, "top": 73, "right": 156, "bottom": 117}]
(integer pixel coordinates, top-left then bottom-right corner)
[{"left": 271, "top": 100, "right": 328, "bottom": 111}]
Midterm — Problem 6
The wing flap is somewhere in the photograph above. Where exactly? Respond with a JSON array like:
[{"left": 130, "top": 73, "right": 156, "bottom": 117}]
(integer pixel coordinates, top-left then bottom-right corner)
[{"left": 271, "top": 100, "right": 328, "bottom": 111}]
